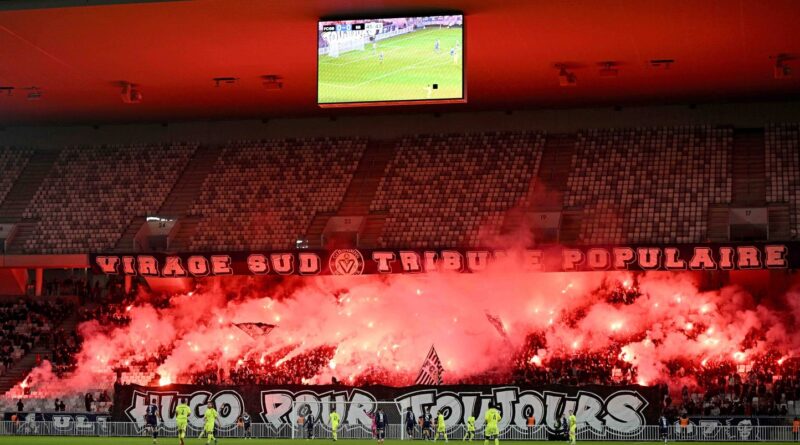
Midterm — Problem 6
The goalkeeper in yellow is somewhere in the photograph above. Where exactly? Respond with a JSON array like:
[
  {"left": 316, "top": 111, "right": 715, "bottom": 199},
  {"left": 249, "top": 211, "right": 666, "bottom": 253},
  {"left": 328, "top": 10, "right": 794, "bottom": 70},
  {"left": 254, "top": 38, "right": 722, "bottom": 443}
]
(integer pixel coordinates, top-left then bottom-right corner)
[
  {"left": 568, "top": 410, "right": 577, "bottom": 445},
  {"left": 463, "top": 415, "right": 475, "bottom": 442},
  {"left": 484, "top": 404, "right": 501, "bottom": 445},
  {"left": 200, "top": 402, "right": 220, "bottom": 445},
  {"left": 174, "top": 400, "right": 191, "bottom": 445},
  {"left": 434, "top": 410, "right": 448, "bottom": 442},
  {"left": 329, "top": 407, "right": 340, "bottom": 441}
]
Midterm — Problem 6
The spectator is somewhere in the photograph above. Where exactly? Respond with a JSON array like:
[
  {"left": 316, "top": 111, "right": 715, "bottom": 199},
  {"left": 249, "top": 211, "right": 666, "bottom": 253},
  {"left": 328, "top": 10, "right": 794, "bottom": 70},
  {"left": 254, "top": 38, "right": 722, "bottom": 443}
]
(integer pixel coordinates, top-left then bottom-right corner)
[
  {"left": 84, "top": 392, "right": 93, "bottom": 412},
  {"left": 16, "top": 399, "right": 23, "bottom": 412}
]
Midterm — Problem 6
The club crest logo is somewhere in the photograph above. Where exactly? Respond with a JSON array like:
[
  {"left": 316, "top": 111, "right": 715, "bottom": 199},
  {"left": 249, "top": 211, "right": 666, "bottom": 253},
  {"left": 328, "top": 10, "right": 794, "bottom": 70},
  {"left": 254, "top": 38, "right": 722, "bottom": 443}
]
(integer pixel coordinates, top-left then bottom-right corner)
[{"left": 329, "top": 249, "right": 365, "bottom": 275}]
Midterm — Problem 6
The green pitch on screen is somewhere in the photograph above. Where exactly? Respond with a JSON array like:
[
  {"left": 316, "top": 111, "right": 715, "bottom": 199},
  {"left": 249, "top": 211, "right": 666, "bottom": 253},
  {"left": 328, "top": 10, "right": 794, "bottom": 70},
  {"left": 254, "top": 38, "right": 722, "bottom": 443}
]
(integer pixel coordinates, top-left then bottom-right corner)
[{"left": 318, "top": 28, "right": 463, "bottom": 104}]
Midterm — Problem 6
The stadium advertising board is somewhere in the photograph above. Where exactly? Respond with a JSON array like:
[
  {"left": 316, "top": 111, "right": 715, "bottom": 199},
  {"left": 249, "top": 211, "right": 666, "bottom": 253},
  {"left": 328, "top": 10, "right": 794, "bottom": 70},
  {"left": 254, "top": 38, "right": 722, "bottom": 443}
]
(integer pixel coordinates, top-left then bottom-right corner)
[
  {"left": 317, "top": 14, "right": 464, "bottom": 106},
  {"left": 3, "top": 412, "right": 111, "bottom": 427},
  {"left": 113, "top": 383, "right": 659, "bottom": 434},
  {"left": 92, "top": 242, "right": 796, "bottom": 277},
  {"left": 2, "top": 410, "right": 775, "bottom": 441}
]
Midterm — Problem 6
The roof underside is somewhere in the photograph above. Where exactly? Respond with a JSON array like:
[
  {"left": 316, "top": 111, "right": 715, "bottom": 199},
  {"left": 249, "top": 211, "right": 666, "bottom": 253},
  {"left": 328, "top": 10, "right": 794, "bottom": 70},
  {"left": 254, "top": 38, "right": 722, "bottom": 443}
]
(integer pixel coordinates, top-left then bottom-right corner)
[{"left": 0, "top": 0, "right": 799, "bottom": 125}]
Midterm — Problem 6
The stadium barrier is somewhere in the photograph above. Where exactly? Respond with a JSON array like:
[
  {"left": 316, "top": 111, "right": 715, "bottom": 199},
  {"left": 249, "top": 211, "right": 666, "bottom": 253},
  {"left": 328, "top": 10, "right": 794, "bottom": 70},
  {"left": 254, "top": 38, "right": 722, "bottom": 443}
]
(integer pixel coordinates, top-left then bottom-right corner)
[
  {"left": 0, "top": 422, "right": 797, "bottom": 441},
  {"left": 105, "top": 385, "right": 800, "bottom": 441}
]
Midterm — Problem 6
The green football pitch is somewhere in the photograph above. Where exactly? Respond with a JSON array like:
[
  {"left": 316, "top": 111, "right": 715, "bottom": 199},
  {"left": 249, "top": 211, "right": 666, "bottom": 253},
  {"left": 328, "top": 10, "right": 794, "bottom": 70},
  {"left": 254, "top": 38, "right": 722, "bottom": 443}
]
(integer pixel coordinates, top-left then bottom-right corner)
[
  {"left": 2, "top": 440, "right": 800, "bottom": 445},
  {"left": 318, "top": 27, "right": 463, "bottom": 104}
]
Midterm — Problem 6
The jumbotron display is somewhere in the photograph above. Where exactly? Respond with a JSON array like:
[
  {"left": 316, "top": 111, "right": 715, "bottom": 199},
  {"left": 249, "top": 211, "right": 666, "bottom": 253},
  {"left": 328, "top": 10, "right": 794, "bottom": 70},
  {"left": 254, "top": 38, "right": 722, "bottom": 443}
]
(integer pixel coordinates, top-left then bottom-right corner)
[{"left": 317, "top": 15, "right": 464, "bottom": 106}]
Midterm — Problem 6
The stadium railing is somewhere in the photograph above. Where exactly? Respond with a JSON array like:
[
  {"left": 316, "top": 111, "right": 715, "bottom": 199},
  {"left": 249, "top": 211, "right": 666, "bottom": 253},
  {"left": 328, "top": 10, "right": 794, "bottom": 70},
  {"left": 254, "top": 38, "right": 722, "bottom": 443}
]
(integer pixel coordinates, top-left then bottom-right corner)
[{"left": 0, "top": 422, "right": 797, "bottom": 441}]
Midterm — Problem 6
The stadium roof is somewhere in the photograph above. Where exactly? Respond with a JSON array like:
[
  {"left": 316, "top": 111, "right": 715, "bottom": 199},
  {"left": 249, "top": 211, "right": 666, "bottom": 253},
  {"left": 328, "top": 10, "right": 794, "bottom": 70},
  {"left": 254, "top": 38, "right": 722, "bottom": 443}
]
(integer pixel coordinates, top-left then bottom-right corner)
[{"left": 0, "top": 0, "right": 799, "bottom": 125}]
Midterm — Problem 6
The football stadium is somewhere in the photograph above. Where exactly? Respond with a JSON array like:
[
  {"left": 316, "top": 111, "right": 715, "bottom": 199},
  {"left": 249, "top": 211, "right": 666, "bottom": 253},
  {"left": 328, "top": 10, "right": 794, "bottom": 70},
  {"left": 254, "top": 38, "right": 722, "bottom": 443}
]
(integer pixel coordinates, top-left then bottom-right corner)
[{"left": 1, "top": 0, "right": 800, "bottom": 445}]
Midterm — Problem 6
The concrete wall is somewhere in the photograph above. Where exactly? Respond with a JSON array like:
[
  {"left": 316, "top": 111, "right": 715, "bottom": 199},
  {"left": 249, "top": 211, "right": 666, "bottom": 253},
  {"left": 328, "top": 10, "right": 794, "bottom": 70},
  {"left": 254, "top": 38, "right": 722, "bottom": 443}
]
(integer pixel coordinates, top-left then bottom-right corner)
[{"left": 2, "top": 100, "right": 800, "bottom": 147}]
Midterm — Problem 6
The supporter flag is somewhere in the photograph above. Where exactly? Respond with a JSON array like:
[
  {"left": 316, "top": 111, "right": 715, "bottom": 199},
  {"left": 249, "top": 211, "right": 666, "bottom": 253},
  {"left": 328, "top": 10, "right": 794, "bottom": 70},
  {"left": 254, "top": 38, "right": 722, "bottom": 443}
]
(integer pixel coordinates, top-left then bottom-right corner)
[
  {"left": 485, "top": 312, "right": 509, "bottom": 340},
  {"left": 415, "top": 345, "right": 444, "bottom": 385},
  {"left": 234, "top": 322, "right": 275, "bottom": 339}
]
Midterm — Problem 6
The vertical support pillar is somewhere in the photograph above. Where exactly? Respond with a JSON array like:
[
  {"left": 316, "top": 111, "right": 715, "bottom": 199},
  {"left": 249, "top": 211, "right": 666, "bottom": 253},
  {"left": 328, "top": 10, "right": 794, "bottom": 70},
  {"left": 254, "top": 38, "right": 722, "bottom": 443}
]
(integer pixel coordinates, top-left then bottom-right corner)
[{"left": 35, "top": 268, "right": 43, "bottom": 297}]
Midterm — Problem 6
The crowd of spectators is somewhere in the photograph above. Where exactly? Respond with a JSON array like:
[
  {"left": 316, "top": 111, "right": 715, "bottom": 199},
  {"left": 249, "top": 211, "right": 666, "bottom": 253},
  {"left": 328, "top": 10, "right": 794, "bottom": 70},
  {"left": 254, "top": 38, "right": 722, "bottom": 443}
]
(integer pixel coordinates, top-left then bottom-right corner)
[
  {"left": 40, "top": 277, "right": 91, "bottom": 299},
  {"left": 79, "top": 303, "right": 132, "bottom": 327},
  {"left": 48, "top": 329, "right": 82, "bottom": 377},
  {"left": 0, "top": 299, "right": 73, "bottom": 374},
  {"left": 504, "top": 286, "right": 799, "bottom": 417},
  {"left": 76, "top": 276, "right": 145, "bottom": 328},
  {"left": 40, "top": 275, "right": 132, "bottom": 304},
  {"left": 506, "top": 333, "right": 800, "bottom": 418},
  {"left": 4, "top": 275, "right": 798, "bottom": 418},
  {"left": 186, "top": 345, "right": 336, "bottom": 386},
  {"left": 6, "top": 324, "right": 799, "bottom": 417},
  {"left": 670, "top": 354, "right": 800, "bottom": 417},
  {"left": 110, "top": 346, "right": 169, "bottom": 386},
  {"left": 512, "top": 345, "right": 638, "bottom": 387}
]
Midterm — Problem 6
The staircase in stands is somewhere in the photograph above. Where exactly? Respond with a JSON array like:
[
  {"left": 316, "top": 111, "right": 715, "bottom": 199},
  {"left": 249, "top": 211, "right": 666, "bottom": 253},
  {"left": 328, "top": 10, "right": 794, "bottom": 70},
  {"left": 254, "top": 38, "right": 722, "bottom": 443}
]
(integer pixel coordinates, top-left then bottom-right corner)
[
  {"left": 0, "top": 150, "right": 60, "bottom": 253},
  {"left": 706, "top": 205, "right": 731, "bottom": 242},
  {"left": 715, "top": 128, "right": 771, "bottom": 241},
  {"left": 113, "top": 216, "right": 147, "bottom": 252},
  {"left": 502, "top": 134, "right": 579, "bottom": 243},
  {"left": 529, "top": 134, "right": 576, "bottom": 208},
  {"left": 731, "top": 128, "right": 767, "bottom": 207},
  {"left": 706, "top": 129, "right": 768, "bottom": 242},
  {"left": 304, "top": 140, "right": 396, "bottom": 248},
  {"left": 768, "top": 203, "right": 792, "bottom": 240},
  {"left": 113, "top": 146, "right": 220, "bottom": 252},
  {"left": 0, "top": 307, "right": 82, "bottom": 395}
]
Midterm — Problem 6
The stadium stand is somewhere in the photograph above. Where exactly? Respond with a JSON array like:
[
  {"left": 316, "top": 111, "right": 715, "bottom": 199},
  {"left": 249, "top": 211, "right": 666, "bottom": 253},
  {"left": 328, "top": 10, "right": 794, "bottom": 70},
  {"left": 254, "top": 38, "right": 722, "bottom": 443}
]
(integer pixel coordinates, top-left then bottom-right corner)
[
  {"left": 565, "top": 126, "right": 732, "bottom": 244},
  {"left": 766, "top": 123, "right": 800, "bottom": 239},
  {"left": 0, "top": 125, "right": 796, "bottom": 252},
  {"left": 511, "top": 344, "right": 800, "bottom": 416},
  {"left": 371, "top": 131, "right": 545, "bottom": 247},
  {"left": 0, "top": 124, "right": 800, "bottom": 253},
  {"left": 188, "top": 345, "right": 336, "bottom": 386},
  {"left": 17, "top": 143, "right": 196, "bottom": 254},
  {"left": 0, "top": 299, "right": 73, "bottom": 382},
  {"left": 0, "top": 123, "right": 800, "bottom": 250},
  {"left": 0, "top": 147, "right": 32, "bottom": 207},
  {"left": 187, "top": 137, "right": 366, "bottom": 250},
  {"left": 508, "top": 282, "right": 800, "bottom": 417}
]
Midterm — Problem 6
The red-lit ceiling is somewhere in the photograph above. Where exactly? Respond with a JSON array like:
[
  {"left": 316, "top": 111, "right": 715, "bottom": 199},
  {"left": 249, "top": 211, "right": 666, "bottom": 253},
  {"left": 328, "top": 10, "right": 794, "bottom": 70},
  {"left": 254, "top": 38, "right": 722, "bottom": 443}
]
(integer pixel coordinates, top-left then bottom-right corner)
[{"left": 0, "top": 0, "right": 798, "bottom": 125}]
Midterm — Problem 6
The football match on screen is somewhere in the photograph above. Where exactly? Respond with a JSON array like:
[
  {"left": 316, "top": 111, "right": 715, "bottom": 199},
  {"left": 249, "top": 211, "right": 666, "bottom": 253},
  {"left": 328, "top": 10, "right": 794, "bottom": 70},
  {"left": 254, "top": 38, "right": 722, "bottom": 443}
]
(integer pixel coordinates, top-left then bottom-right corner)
[{"left": 318, "top": 15, "right": 464, "bottom": 104}]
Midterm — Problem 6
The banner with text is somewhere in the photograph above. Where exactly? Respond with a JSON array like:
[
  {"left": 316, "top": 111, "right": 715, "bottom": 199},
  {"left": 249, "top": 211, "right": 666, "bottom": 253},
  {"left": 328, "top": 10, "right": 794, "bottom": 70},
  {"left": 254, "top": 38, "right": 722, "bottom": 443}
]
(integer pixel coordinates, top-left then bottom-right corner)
[
  {"left": 91, "top": 243, "right": 797, "bottom": 277},
  {"left": 112, "top": 383, "right": 660, "bottom": 434}
]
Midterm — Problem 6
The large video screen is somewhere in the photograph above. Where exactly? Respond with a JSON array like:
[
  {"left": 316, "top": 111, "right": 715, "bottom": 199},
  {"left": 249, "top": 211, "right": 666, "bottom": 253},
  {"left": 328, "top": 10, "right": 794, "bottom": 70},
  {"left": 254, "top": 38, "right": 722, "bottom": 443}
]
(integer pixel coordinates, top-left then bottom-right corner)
[{"left": 318, "top": 15, "right": 464, "bottom": 106}]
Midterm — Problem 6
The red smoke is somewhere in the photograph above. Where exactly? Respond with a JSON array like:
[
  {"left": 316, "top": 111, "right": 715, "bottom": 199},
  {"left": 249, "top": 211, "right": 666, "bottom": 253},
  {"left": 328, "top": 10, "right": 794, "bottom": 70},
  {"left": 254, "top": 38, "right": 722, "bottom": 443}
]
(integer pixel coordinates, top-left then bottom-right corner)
[{"left": 9, "top": 255, "right": 800, "bottom": 400}]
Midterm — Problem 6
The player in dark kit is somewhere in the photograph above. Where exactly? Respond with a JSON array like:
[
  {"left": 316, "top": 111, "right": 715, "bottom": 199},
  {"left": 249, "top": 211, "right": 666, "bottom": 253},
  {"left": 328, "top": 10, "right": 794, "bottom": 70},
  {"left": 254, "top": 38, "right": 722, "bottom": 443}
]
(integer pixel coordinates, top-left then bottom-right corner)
[
  {"left": 144, "top": 400, "right": 161, "bottom": 444},
  {"left": 659, "top": 414, "right": 669, "bottom": 444},
  {"left": 375, "top": 408, "right": 387, "bottom": 444},
  {"left": 238, "top": 412, "right": 253, "bottom": 439},
  {"left": 306, "top": 413, "right": 316, "bottom": 439},
  {"left": 423, "top": 407, "right": 434, "bottom": 440},
  {"left": 405, "top": 407, "right": 416, "bottom": 439}
]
